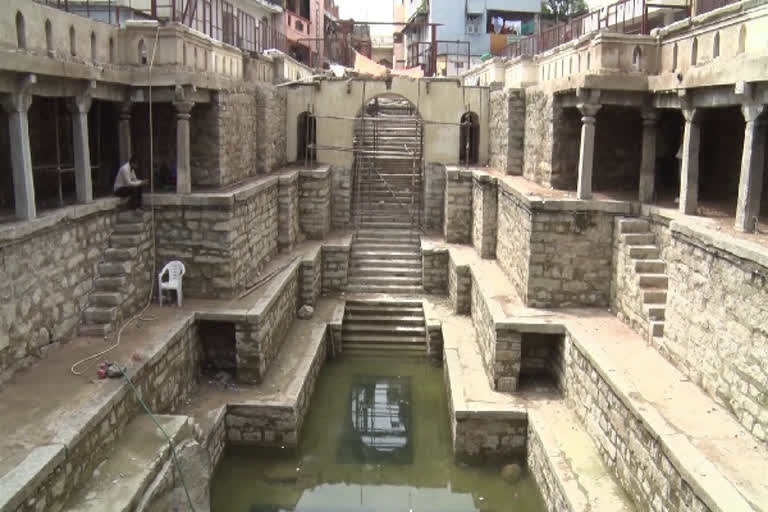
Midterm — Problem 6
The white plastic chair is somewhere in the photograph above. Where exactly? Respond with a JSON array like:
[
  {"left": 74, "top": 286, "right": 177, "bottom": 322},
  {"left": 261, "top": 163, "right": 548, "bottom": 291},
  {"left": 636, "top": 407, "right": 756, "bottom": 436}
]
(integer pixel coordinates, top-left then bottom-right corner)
[{"left": 158, "top": 260, "right": 185, "bottom": 307}]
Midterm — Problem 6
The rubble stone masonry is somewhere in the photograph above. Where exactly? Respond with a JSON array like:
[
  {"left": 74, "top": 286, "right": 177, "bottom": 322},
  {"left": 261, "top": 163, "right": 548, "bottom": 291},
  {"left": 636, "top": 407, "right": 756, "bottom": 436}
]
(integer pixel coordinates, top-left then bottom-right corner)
[
  {"left": 423, "top": 163, "right": 446, "bottom": 231},
  {"left": 444, "top": 168, "right": 473, "bottom": 243},
  {"left": 496, "top": 182, "right": 531, "bottom": 302},
  {"left": 471, "top": 172, "right": 498, "bottom": 258},
  {"left": 330, "top": 166, "right": 352, "bottom": 229},
  {"left": 298, "top": 168, "right": 331, "bottom": 239},
  {"left": 489, "top": 89, "right": 524, "bottom": 174}
]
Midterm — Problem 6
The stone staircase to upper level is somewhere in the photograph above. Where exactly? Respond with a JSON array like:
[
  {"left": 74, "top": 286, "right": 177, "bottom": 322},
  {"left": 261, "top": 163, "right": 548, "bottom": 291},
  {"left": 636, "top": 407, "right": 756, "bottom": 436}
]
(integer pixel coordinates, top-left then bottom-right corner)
[
  {"left": 342, "top": 299, "right": 426, "bottom": 353},
  {"left": 614, "top": 218, "right": 669, "bottom": 343},
  {"left": 348, "top": 225, "right": 423, "bottom": 294},
  {"left": 79, "top": 210, "right": 152, "bottom": 337}
]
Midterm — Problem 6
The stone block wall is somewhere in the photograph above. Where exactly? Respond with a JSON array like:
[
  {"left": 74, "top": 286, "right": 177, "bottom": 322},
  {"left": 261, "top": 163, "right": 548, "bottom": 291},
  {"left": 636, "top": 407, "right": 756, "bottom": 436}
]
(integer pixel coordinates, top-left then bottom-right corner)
[
  {"left": 217, "top": 89, "right": 260, "bottom": 186},
  {"left": 299, "top": 169, "right": 331, "bottom": 239},
  {"left": 496, "top": 183, "right": 531, "bottom": 302},
  {"left": 489, "top": 89, "right": 525, "bottom": 174},
  {"left": 610, "top": 218, "right": 651, "bottom": 340},
  {"left": 330, "top": 166, "right": 352, "bottom": 229},
  {"left": 551, "top": 107, "right": 582, "bottom": 190},
  {"left": 322, "top": 244, "right": 350, "bottom": 294},
  {"left": 444, "top": 168, "right": 473, "bottom": 243},
  {"left": 299, "top": 247, "right": 322, "bottom": 307},
  {"left": 563, "top": 331, "right": 714, "bottom": 512},
  {"left": 471, "top": 173, "right": 498, "bottom": 258},
  {"left": 527, "top": 209, "right": 615, "bottom": 308},
  {"left": 526, "top": 418, "right": 572, "bottom": 512},
  {"left": 470, "top": 278, "right": 496, "bottom": 386},
  {"left": 254, "top": 83, "right": 287, "bottom": 174},
  {"left": 7, "top": 318, "right": 201, "bottom": 512},
  {"left": 0, "top": 203, "right": 117, "bottom": 381},
  {"left": 122, "top": 212, "right": 155, "bottom": 323},
  {"left": 448, "top": 257, "right": 471, "bottom": 314},
  {"left": 232, "top": 181, "right": 280, "bottom": 292},
  {"left": 235, "top": 263, "right": 299, "bottom": 383},
  {"left": 422, "top": 247, "right": 449, "bottom": 294},
  {"left": 650, "top": 220, "right": 768, "bottom": 442},
  {"left": 277, "top": 172, "right": 300, "bottom": 252},
  {"left": 423, "top": 163, "right": 446, "bottom": 231}
]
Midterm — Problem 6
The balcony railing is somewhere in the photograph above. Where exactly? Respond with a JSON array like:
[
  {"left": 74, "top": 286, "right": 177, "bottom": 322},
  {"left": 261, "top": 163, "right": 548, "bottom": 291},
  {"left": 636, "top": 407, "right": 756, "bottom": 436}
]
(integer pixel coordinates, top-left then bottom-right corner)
[{"left": 407, "top": 40, "right": 471, "bottom": 76}]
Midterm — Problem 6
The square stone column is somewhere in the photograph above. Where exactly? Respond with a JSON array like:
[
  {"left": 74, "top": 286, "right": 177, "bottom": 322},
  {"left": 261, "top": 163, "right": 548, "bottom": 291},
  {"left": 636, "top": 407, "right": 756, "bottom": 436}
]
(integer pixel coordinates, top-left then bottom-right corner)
[
  {"left": 1, "top": 86, "right": 36, "bottom": 220},
  {"left": 679, "top": 107, "right": 701, "bottom": 215},
  {"left": 174, "top": 100, "right": 194, "bottom": 194},
  {"left": 118, "top": 101, "right": 132, "bottom": 165},
  {"left": 639, "top": 109, "right": 658, "bottom": 203},
  {"left": 576, "top": 103, "right": 602, "bottom": 200},
  {"left": 68, "top": 94, "right": 93, "bottom": 204},
  {"left": 735, "top": 104, "right": 766, "bottom": 232}
]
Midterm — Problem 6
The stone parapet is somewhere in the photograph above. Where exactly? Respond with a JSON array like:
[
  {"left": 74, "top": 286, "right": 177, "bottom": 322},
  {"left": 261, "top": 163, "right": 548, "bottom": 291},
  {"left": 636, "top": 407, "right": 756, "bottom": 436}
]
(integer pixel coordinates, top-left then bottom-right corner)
[
  {"left": 321, "top": 237, "right": 352, "bottom": 294},
  {"left": 444, "top": 167, "right": 473, "bottom": 243},
  {"left": 423, "top": 163, "right": 446, "bottom": 231},
  {"left": 299, "top": 246, "right": 322, "bottom": 307},
  {"left": 277, "top": 171, "right": 300, "bottom": 252},
  {"left": 489, "top": 89, "right": 525, "bottom": 175},
  {"left": 330, "top": 167, "right": 352, "bottom": 229},
  {"left": 471, "top": 171, "right": 498, "bottom": 258},
  {"left": 421, "top": 242, "right": 449, "bottom": 294},
  {"left": 298, "top": 167, "right": 332, "bottom": 239},
  {"left": 448, "top": 256, "right": 471, "bottom": 314}
]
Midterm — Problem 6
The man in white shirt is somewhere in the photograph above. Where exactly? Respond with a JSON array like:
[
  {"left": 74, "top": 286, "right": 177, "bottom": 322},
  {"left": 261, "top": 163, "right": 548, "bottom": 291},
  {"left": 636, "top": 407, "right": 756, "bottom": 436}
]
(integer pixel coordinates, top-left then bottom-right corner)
[{"left": 113, "top": 157, "right": 147, "bottom": 210}]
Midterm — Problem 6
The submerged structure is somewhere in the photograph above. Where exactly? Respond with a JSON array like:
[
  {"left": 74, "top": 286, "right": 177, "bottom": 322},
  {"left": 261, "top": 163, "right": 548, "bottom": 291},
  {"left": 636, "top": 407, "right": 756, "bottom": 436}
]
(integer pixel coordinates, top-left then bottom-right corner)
[{"left": 0, "top": 0, "right": 767, "bottom": 511}]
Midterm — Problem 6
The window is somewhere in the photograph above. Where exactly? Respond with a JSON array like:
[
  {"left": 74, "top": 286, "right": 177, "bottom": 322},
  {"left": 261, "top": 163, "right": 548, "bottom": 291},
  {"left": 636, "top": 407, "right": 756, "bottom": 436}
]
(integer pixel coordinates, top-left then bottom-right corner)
[
  {"left": 109, "top": 37, "right": 114, "bottom": 63},
  {"left": 138, "top": 39, "right": 147, "bottom": 64},
  {"left": 16, "top": 11, "right": 25, "bottom": 50},
  {"left": 632, "top": 46, "right": 642, "bottom": 71},
  {"left": 91, "top": 32, "right": 97, "bottom": 63},
  {"left": 738, "top": 25, "right": 746, "bottom": 54},
  {"left": 69, "top": 26, "right": 76, "bottom": 56},
  {"left": 672, "top": 42, "right": 678, "bottom": 71},
  {"left": 691, "top": 37, "right": 698, "bottom": 66},
  {"left": 45, "top": 19, "right": 53, "bottom": 56},
  {"left": 460, "top": 112, "right": 480, "bottom": 165},
  {"left": 713, "top": 31, "right": 720, "bottom": 59},
  {"left": 297, "top": 112, "right": 316, "bottom": 163},
  {"left": 465, "top": 14, "right": 482, "bottom": 35}
]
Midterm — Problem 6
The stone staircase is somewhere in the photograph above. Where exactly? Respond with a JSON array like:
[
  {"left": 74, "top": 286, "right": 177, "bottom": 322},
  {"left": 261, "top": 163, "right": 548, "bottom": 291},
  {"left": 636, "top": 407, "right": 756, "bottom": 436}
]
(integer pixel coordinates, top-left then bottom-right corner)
[
  {"left": 80, "top": 210, "right": 151, "bottom": 337},
  {"left": 348, "top": 225, "right": 422, "bottom": 294},
  {"left": 617, "top": 218, "right": 669, "bottom": 342},
  {"left": 342, "top": 299, "right": 426, "bottom": 352}
]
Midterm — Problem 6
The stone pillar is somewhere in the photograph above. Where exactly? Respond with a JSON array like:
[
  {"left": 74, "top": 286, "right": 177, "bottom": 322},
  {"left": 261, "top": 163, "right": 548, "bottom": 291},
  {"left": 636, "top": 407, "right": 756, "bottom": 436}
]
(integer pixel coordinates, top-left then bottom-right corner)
[
  {"left": 68, "top": 94, "right": 93, "bottom": 204},
  {"left": 576, "top": 103, "right": 601, "bottom": 200},
  {"left": 735, "top": 104, "right": 766, "bottom": 232},
  {"left": 1, "top": 90, "right": 36, "bottom": 220},
  {"left": 118, "top": 101, "right": 132, "bottom": 165},
  {"left": 679, "top": 107, "right": 701, "bottom": 215},
  {"left": 639, "top": 109, "right": 658, "bottom": 203},
  {"left": 174, "top": 100, "right": 194, "bottom": 194}
]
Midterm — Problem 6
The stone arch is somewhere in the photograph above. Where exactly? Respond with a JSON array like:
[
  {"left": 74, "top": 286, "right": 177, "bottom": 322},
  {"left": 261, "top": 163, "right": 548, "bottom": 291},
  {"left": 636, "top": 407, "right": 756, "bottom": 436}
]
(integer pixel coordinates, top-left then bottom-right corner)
[
  {"left": 737, "top": 25, "right": 746, "bottom": 54},
  {"left": 16, "top": 11, "right": 26, "bottom": 50},
  {"left": 691, "top": 37, "right": 698, "bottom": 66},
  {"left": 713, "top": 31, "right": 720, "bottom": 59},
  {"left": 460, "top": 111, "right": 480, "bottom": 165},
  {"left": 69, "top": 26, "right": 76, "bottom": 56},
  {"left": 297, "top": 111, "right": 316, "bottom": 163},
  {"left": 45, "top": 19, "right": 53, "bottom": 56}
]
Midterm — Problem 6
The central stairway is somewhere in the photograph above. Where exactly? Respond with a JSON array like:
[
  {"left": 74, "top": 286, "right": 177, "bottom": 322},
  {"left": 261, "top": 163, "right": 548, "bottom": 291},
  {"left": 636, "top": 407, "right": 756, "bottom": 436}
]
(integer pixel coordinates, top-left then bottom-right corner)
[
  {"left": 342, "top": 299, "right": 426, "bottom": 352},
  {"left": 347, "top": 224, "right": 422, "bottom": 294}
]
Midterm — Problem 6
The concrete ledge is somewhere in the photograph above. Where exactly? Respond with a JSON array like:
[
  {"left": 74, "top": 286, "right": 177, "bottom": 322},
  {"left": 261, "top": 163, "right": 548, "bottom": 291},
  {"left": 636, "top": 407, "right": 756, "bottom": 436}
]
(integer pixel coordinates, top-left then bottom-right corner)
[
  {"left": 499, "top": 177, "right": 633, "bottom": 214},
  {"left": 147, "top": 175, "right": 279, "bottom": 207}
]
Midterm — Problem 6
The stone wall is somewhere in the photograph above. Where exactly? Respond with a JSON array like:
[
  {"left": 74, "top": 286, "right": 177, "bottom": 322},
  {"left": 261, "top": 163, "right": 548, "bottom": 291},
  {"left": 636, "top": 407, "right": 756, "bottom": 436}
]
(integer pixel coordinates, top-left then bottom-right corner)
[
  {"left": 122, "top": 211, "right": 156, "bottom": 323},
  {"left": 610, "top": 218, "right": 651, "bottom": 340},
  {"left": 299, "top": 169, "right": 331, "bottom": 239},
  {"left": 254, "top": 83, "right": 287, "bottom": 174},
  {"left": 489, "top": 89, "right": 525, "bottom": 174},
  {"left": 496, "top": 182, "right": 531, "bottom": 303},
  {"left": 448, "top": 257, "right": 471, "bottom": 314},
  {"left": 563, "top": 331, "right": 713, "bottom": 512},
  {"left": 299, "top": 247, "right": 322, "bottom": 307},
  {"left": 444, "top": 168, "right": 473, "bottom": 243},
  {"left": 322, "top": 242, "right": 350, "bottom": 294},
  {"left": 5, "top": 318, "right": 202, "bottom": 512},
  {"left": 422, "top": 247, "right": 449, "bottom": 295},
  {"left": 423, "top": 163, "right": 446, "bottom": 231},
  {"left": 470, "top": 279, "right": 496, "bottom": 387},
  {"left": 278, "top": 172, "right": 300, "bottom": 252},
  {"left": 0, "top": 202, "right": 118, "bottom": 381},
  {"left": 217, "top": 89, "right": 260, "bottom": 186},
  {"left": 551, "top": 107, "right": 581, "bottom": 190},
  {"left": 235, "top": 263, "right": 299, "bottom": 383},
  {"left": 471, "top": 173, "right": 498, "bottom": 258},
  {"left": 231, "top": 181, "right": 280, "bottom": 291},
  {"left": 330, "top": 166, "right": 352, "bottom": 229},
  {"left": 526, "top": 418, "right": 572, "bottom": 512},
  {"left": 650, "top": 220, "right": 768, "bottom": 442}
]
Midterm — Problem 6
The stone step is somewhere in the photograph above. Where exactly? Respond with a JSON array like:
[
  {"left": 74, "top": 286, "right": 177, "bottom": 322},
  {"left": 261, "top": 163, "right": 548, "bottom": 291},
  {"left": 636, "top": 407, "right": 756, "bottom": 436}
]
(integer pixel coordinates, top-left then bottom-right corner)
[
  {"left": 345, "top": 300, "right": 423, "bottom": 311},
  {"left": 343, "top": 324, "right": 426, "bottom": 336},
  {"left": 95, "top": 276, "right": 128, "bottom": 291},
  {"left": 628, "top": 245, "right": 660, "bottom": 259},
  {"left": 98, "top": 261, "right": 131, "bottom": 277},
  {"left": 90, "top": 291, "right": 123, "bottom": 308},
  {"left": 346, "top": 284, "right": 423, "bottom": 294},
  {"left": 650, "top": 320, "right": 665, "bottom": 337},
  {"left": 354, "top": 235, "right": 420, "bottom": 244},
  {"left": 348, "top": 267, "right": 422, "bottom": 277},
  {"left": 352, "top": 250, "right": 420, "bottom": 259},
  {"left": 110, "top": 233, "right": 143, "bottom": 248},
  {"left": 344, "top": 343, "right": 425, "bottom": 352},
  {"left": 343, "top": 314, "right": 425, "bottom": 325},
  {"left": 78, "top": 323, "right": 112, "bottom": 337},
  {"left": 105, "top": 247, "right": 138, "bottom": 262},
  {"left": 83, "top": 306, "right": 118, "bottom": 324},
  {"left": 64, "top": 415, "right": 192, "bottom": 512},
  {"left": 635, "top": 259, "right": 666, "bottom": 274},
  {"left": 645, "top": 304, "right": 666, "bottom": 321},
  {"left": 618, "top": 218, "right": 650, "bottom": 234},
  {"left": 642, "top": 288, "right": 667, "bottom": 305},
  {"left": 117, "top": 210, "right": 147, "bottom": 223},
  {"left": 356, "top": 228, "right": 420, "bottom": 237},
  {"left": 638, "top": 273, "right": 669, "bottom": 288},
  {"left": 347, "top": 275, "right": 423, "bottom": 286},
  {"left": 342, "top": 334, "right": 425, "bottom": 345},
  {"left": 358, "top": 221, "right": 416, "bottom": 230},
  {"left": 622, "top": 233, "right": 655, "bottom": 246},
  {"left": 113, "top": 222, "right": 145, "bottom": 235},
  {"left": 353, "top": 242, "right": 419, "bottom": 252},
  {"left": 350, "top": 258, "right": 422, "bottom": 269}
]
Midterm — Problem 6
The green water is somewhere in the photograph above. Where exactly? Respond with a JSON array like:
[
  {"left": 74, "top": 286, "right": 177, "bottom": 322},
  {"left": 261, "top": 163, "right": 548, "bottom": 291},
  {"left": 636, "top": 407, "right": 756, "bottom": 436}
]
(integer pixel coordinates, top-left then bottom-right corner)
[{"left": 211, "top": 355, "right": 546, "bottom": 512}]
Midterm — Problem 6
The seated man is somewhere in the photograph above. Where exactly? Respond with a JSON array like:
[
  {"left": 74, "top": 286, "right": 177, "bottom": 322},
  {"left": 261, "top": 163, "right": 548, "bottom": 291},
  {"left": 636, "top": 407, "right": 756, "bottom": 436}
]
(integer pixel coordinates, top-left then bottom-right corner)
[{"left": 113, "top": 156, "right": 147, "bottom": 210}]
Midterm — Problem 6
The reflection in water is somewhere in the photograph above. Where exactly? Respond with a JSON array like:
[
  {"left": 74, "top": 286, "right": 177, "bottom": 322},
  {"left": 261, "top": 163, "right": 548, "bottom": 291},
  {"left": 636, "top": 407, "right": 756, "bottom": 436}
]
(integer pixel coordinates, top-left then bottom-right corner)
[{"left": 212, "top": 356, "right": 546, "bottom": 512}]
